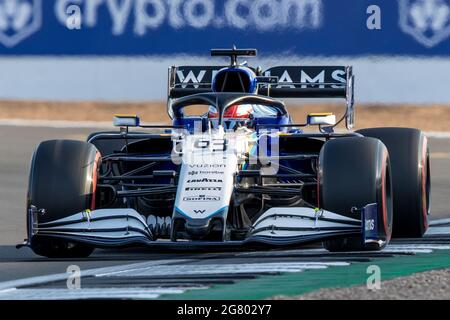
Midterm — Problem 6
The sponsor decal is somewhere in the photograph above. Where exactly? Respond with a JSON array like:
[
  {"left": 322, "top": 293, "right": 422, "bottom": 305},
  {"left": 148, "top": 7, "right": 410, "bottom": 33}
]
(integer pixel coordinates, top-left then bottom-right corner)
[
  {"left": 183, "top": 195, "right": 220, "bottom": 202},
  {"left": 0, "top": 0, "right": 323, "bottom": 50},
  {"left": 263, "top": 66, "right": 347, "bottom": 88},
  {"left": 5, "top": 1, "right": 450, "bottom": 55},
  {"left": 55, "top": 0, "right": 323, "bottom": 35},
  {"left": 176, "top": 67, "right": 221, "bottom": 88},
  {"left": 193, "top": 209, "right": 206, "bottom": 214},
  {"left": 185, "top": 187, "right": 222, "bottom": 191},
  {"left": 186, "top": 178, "right": 223, "bottom": 183},
  {"left": 188, "top": 170, "right": 225, "bottom": 175},
  {"left": 3, "top": 1, "right": 450, "bottom": 54},
  {"left": 0, "top": 0, "right": 41, "bottom": 47},
  {"left": 399, "top": 0, "right": 450, "bottom": 47},
  {"left": 365, "top": 219, "right": 376, "bottom": 231},
  {"left": 178, "top": 69, "right": 207, "bottom": 88},
  {"left": 189, "top": 164, "right": 226, "bottom": 168},
  {"left": 177, "top": 66, "right": 347, "bottom": 89},
  {"left": 363, "top": 203, "right": 380, "bottom": 243}
]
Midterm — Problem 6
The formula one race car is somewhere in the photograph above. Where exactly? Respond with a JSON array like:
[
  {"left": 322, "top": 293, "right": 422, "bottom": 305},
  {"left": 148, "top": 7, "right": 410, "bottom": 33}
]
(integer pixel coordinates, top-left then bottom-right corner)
[{"left": 20, "top": 48, "right": 431, "bottom": 258}]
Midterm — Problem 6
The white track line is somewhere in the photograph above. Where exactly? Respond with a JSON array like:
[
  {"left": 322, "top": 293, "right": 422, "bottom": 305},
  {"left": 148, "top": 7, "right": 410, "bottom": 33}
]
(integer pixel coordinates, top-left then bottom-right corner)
[
  {"left": 97, "top": 262, "right": 350, "bottom": 278},
  {"left": 236, "top": 248, "right": 329, "bottom": 256},
  {"left": 0, "top": 259, "right": 186, "bottom": 291},
  {"left": 0, "top": 260, "right": 349, "bottom": 300},
  {"left": 383, "top": 249, "right": 433, "bottom": 254},
  {"left": 0, "top": 287, "right": 208, "bottom": 300},
  {"left": 430, "top": 218, "right": 450, "bottom": 226},
  {"left": 387, "top": 244, "right": 450, "bottom": 250},
  {"left": 426, "top": 227, "right": 450, "bottom": 236}
]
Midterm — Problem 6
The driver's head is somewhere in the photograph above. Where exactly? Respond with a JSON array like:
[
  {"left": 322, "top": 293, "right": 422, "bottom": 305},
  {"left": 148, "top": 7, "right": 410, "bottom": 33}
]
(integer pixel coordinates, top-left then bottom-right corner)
[
  {"left": 208, "top": 105, "right": 253, "bottom": 129},
  {"left": 208, "top": 104, "right": 252, "bottom": 119}
]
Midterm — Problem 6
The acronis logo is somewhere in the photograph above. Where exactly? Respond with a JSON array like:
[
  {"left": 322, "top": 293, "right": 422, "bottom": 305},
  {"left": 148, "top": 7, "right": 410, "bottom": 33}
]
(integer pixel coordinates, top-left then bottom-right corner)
[
  {"left": 399, "top": 0, "right": 450, "bottom": 47},
  {"left": 0, "top": 0, "right": 41, "bottom": 47}
]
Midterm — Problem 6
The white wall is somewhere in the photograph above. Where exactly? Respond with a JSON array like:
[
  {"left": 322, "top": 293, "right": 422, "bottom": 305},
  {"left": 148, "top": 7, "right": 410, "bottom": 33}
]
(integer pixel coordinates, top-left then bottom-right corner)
[{"left": 0, "top": 56, "right": 449, "bottom": 104}]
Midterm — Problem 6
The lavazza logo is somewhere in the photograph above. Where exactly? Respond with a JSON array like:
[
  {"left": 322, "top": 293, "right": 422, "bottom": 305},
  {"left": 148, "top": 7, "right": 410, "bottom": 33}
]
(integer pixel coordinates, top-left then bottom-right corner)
[
  {"left": 0, "top": 0, "right": 41, "bottom": 47},
  {"left": 399, "top": 0, "right": 450, "bottom": 47}
]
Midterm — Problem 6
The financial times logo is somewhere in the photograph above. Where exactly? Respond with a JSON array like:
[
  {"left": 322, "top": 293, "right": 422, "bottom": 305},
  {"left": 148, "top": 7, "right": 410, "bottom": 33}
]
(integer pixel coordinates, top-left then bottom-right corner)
[
  {"left": 0, "top": 0, "right": 41, "bottom": 47},
  {"left": 399, "top": 0, "right": 450, "bottom": 47}
]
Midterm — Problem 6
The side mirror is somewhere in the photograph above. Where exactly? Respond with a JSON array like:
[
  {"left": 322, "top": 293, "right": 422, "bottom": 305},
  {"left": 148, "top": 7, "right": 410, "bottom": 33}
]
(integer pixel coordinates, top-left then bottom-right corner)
[
  {"left": 307, "top": 113, "right": 336, "bottom": 126},
  {"left": 113, "top": 114, "right": 140, "bottom": 127}
]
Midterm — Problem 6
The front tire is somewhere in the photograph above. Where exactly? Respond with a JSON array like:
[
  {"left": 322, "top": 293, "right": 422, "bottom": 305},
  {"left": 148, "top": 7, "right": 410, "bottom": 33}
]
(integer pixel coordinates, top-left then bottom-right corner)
[
  {"left": 357, "top": 128, "right": 430, "bottom": 237},
  {"left": 320, "top": 137, "right": 393, "bottom": 252},
  {"left": 27, "top": 140, "right": 100, "bottom": 258}
]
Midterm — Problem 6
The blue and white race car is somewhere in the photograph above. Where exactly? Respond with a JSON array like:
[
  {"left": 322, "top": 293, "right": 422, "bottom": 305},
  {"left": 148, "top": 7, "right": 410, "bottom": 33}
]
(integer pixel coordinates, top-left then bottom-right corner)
[{"left": 21, "top": 48, "right": 430, "bottom": 257}]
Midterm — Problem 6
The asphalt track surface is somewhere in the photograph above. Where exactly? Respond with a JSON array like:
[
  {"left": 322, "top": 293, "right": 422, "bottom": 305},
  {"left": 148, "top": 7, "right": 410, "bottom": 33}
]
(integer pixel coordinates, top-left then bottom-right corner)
[{"left": 0, "top": 125, "right": 449, "bottom": 299}]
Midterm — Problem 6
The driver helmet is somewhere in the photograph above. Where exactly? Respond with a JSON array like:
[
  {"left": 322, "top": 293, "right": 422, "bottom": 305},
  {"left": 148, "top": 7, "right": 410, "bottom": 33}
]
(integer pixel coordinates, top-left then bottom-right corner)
[{"left": 208, "top": 105, "right": 253, "bottom": 129}]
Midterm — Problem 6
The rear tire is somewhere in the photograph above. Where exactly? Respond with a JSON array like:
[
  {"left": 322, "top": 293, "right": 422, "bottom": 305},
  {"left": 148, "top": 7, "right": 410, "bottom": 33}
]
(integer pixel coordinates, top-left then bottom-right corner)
[
  {"left": 27, "top": 140, "right": 100, "bottom": 258},
  {"left": 320, "top": 137, "right": 393, "bottom": 252},
  {"left": 357, "top": 128, "right": 430, "bottom": 237}
]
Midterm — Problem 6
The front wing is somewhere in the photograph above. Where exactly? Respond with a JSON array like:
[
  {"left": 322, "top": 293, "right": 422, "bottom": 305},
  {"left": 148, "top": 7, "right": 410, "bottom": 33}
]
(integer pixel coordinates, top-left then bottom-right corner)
[{"left": 20, "top": 204, "right": 382, "bottom": 250}]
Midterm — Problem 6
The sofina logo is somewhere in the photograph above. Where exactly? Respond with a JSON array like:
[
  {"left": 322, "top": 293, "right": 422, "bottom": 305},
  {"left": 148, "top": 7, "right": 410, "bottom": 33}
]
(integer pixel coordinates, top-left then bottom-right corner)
[
  {"left": 399, "top": 0, "right": 450, "bottom": 47},
  {"left": 0, "top": 0, "right": 41, "bottom": 47}
]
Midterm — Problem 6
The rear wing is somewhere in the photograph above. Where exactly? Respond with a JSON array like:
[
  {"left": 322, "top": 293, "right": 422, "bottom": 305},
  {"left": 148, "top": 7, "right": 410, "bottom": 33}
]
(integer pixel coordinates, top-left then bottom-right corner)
[
  {"left": 261, "top": 66, "right": 355, "bottom": 129},
  {"left": 260, "top": 66, "right": 352, "bottom": 98},
  {"left": 168, "top": 66, "right": 224, "bottom": 99},
  {"left": 167, "top": 65, "right": 355, "bottom": 129}
]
